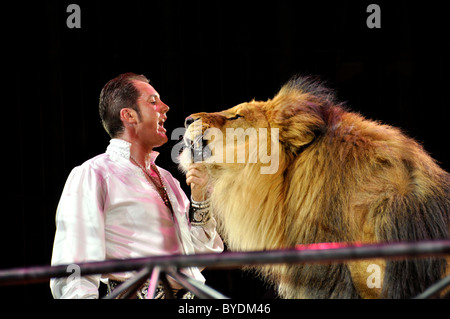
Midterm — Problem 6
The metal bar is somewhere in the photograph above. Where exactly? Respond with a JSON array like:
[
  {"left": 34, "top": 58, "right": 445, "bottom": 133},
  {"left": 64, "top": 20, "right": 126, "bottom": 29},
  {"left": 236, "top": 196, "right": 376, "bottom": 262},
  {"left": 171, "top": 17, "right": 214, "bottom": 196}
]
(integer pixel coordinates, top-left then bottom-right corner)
[
  {"left": 146, "top": 266, "right": 161, "bottom": 299},
  {"left": 165, "top": 268, "right": 230, "bottom": 299},
  {"left": 413, "top": 275, "right": 450, "bottom": 299},
  {"left": 0, "top": 240, "right": 449, "bottom": 286},
  {"left": 102, "top": 267, "right": 152, "bottom": 299}
]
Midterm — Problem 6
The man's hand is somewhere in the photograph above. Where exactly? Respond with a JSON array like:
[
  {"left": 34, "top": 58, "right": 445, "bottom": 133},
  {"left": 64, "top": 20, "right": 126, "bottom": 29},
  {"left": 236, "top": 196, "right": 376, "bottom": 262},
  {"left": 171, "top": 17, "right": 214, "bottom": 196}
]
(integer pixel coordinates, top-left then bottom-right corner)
[{"left": 186, "top": 163, "right": 210, "bottom": 202}]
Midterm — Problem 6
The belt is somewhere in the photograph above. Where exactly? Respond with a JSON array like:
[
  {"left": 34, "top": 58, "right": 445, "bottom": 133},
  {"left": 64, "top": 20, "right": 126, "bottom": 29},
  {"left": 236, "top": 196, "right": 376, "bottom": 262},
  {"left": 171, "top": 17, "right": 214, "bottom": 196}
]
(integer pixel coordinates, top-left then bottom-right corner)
[{"left": 107, "top": 279, "right": 195, "bottom": 299}]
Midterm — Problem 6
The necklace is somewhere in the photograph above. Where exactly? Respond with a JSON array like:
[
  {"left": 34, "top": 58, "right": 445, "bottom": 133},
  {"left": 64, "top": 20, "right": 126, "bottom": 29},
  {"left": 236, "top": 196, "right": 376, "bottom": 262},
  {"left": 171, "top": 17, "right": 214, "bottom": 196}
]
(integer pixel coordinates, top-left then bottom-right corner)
[{"left": 130, "top": 155, "right": 173, "bottom": 210}]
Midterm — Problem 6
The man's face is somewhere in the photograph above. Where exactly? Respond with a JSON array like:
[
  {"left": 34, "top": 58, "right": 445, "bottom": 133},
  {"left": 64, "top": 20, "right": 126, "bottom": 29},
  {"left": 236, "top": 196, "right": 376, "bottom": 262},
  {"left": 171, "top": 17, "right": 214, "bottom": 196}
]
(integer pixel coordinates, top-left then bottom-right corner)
[{"left": 133, "top": 80, "right": 170, "bottom": 150}]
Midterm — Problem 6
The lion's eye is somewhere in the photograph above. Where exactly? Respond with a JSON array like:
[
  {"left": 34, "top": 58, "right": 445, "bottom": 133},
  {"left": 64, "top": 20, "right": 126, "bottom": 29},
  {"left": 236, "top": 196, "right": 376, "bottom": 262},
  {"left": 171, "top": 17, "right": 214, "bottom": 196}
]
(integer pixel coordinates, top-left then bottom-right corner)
[{"left": 228, "top": 114, "right": 243, "bottom": 120}]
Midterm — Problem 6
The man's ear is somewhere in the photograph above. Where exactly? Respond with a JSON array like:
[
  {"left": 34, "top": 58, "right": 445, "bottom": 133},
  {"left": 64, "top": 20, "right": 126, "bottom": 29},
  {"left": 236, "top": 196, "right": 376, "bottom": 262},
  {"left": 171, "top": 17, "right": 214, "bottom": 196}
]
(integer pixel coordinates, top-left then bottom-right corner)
[{"left": 120, "top": 108, "right": 138, "bottom": 125}]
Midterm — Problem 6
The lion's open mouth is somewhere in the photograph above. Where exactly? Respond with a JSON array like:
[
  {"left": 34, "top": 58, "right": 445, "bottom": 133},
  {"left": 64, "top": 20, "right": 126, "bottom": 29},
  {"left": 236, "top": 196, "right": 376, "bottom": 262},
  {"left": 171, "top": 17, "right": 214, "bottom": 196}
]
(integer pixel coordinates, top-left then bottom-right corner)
[{"left": 183, "top": 133, "right": 212, "bottom": 162}]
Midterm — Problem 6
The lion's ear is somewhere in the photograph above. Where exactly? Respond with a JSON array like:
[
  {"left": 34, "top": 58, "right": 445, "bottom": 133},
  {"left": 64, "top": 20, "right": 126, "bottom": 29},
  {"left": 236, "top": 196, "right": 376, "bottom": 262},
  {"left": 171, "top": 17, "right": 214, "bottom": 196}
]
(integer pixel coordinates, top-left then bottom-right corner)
[
  {"left": 264, "top": 76, "right": 335, "bottom": 153},
  {"left": 265, "top": 91, "right": 327, "bottom": 153},
  {"left": 266, "top": 102, "right": 323, "bottom": 153}
]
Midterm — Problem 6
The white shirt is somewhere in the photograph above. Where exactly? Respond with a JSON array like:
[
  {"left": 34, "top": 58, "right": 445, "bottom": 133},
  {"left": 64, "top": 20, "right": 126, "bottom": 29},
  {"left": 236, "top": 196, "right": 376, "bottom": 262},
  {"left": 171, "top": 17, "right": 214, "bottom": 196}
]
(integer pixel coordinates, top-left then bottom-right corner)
[{"left": 50, "top": 139, "right": 223, "bottom": 299}]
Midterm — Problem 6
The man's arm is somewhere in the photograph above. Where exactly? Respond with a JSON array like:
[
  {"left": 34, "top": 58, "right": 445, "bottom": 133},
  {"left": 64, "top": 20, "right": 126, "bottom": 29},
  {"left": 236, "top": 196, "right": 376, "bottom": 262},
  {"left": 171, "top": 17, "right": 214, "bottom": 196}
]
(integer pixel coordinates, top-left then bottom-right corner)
[
  {"left": 186, "top": 164, "right": 224, "bottom": 254},
  {"left": 50, "top": 164, "right": 106, "bottom": 299}
]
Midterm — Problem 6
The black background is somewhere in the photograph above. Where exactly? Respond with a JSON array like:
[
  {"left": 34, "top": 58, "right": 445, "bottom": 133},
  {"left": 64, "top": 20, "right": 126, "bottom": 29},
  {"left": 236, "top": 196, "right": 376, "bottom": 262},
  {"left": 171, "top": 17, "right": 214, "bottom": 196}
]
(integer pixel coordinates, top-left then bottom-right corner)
[{"left": 1, "top": 0, "right": 448, "bottom": 300}]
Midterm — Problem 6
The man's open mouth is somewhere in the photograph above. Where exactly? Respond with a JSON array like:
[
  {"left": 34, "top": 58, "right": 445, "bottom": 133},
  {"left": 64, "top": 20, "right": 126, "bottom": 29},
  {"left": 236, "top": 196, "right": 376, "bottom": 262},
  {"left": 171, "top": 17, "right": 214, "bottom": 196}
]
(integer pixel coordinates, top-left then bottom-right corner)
[{"left": 158, "top": 118, "right": 167, "bottom": 133}]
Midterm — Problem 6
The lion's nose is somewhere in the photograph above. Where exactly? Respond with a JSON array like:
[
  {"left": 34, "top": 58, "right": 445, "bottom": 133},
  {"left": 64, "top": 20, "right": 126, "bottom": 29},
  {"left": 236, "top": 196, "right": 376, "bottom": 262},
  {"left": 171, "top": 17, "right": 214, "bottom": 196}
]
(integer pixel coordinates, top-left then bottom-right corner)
[{"left": 184, "top": 116, "right": 196, "bottom": 128}]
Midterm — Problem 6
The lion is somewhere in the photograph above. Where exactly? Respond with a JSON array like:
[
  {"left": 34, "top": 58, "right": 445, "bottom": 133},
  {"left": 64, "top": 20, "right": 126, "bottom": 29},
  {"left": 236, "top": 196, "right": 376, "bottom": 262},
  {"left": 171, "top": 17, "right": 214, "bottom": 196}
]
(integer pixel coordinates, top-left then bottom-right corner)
[{"left": 179, "top": 75, "right": 450, "bottom": 299}]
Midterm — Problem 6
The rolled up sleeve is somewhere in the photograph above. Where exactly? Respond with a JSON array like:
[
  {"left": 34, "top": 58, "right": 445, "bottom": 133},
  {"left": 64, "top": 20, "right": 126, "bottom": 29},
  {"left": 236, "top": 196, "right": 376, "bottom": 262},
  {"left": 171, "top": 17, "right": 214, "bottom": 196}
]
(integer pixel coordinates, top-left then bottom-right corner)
[{"left": 190, "top": 214, "right": 224, "bottom": 254}]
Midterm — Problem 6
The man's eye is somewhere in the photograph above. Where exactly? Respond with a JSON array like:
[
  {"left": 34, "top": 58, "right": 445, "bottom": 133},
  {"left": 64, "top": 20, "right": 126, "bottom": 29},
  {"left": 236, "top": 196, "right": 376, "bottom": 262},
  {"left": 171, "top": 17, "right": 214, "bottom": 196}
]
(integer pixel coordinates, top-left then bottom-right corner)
[
  {"left": 228, "top": 114, "right": 243, "bottom": 120},
  {"left": 149, "top": 95, "right": 159, "bottom": 105}
]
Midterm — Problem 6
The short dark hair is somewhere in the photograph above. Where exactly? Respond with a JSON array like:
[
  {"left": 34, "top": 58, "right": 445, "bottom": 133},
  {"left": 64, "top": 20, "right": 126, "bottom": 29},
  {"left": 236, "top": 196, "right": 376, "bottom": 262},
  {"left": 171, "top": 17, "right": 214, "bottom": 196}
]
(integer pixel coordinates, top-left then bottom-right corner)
[{"left": 99, "top": 72, "right": 150, "bottom": 137}]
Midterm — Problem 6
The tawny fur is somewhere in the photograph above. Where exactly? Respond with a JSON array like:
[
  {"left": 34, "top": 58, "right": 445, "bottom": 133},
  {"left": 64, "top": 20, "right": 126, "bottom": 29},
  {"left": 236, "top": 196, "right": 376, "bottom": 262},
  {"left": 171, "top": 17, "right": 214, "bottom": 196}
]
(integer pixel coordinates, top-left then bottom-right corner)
[{"left": 180, "top": 76, "right": 450, "bottom": 298}]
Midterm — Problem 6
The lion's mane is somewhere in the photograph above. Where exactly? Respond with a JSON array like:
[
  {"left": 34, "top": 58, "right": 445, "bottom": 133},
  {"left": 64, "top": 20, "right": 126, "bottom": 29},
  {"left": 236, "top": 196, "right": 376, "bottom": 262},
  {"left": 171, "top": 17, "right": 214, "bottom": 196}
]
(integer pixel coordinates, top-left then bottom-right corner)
[{"left": 181, "top": 76, "right": 450, "bottom": 298}]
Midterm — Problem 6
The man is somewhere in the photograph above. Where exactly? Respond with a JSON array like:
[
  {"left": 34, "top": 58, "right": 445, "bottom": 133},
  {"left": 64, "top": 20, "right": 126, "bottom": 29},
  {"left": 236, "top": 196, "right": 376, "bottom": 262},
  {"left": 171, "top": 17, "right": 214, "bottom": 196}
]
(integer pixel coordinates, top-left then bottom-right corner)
[{"left": 50, "top": 73, "right": 223, "bottom": 299}]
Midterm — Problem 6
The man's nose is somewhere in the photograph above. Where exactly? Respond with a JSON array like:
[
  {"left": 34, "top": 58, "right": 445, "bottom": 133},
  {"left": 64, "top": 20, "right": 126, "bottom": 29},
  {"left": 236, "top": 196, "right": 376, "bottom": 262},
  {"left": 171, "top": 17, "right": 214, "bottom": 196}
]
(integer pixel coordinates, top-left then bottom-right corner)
[{"left": 159, "top": 101, "right": 170, "bottom": 113}]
